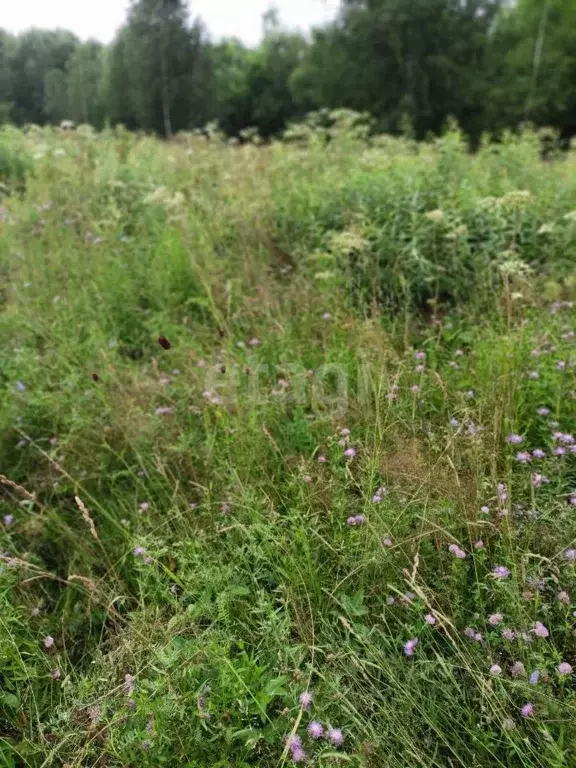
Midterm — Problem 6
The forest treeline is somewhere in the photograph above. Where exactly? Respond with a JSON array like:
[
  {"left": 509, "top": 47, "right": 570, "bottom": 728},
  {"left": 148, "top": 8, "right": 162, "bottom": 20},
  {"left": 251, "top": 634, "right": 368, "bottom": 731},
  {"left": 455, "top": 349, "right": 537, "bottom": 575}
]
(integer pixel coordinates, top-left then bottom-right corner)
[{"left": 0, "top": 0, "right": 575, "bottom": 141}]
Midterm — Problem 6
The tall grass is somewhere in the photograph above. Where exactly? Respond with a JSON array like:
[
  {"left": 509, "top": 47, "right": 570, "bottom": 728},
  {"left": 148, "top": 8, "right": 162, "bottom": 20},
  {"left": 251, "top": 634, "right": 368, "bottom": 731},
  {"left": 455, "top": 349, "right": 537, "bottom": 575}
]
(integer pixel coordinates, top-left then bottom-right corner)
[{"left": 0, "top": 122, "right": 576, "bottom": 767}]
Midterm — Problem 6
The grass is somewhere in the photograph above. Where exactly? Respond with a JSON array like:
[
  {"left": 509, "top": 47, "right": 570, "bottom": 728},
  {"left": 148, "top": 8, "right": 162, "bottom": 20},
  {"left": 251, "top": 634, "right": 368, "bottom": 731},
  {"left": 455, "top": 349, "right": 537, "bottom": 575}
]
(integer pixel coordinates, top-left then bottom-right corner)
[{"left": 1, "top": 120, "right": 576, "bottom": 767}]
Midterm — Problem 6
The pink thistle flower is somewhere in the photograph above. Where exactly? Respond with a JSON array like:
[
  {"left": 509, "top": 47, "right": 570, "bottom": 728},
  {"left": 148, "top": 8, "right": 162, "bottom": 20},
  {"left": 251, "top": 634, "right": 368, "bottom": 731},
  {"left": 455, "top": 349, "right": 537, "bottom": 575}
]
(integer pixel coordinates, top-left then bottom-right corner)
[
  {"left": 511, "top": 661, "right": 525, "bottom": 678},
  {"left": 298, "top": 691, "right": 312, "bottom": 710},
  {"left": 155, "top": 406, "right": 174, "bottom": 416},
  {"left": 554, "top": 446, "right": 567, "bottom": 456},
  {"left": 506, "top": 434, "right": 523, "bottom": 445},
  {"left": 425, "top": 613, "right": 436, "bottom": 625},
  {"left": 415, "top": 364, "right": 425, "bottom": 373},
  {"left": 410, "top": 384, "right": 420, "bottom": 394},
  {"left": 492, "top": 565, "right": 510, "bottom": 580},
  {"left": 533, "top": 621, "right": 549, "bottom": 638},
  {"left": 307, "top": 721, "right": 324, "bottom": 739},
  {"left": 327, "top": 727, "right": 344, "bottom": 747},
  {"left": 415, "top": 351, "right": 426, "bottom": 361},
  {"left": 343, "top": 447, "right": 356, "bottom": 458},
  {"left": 474, "top": 540, "right": 485, "bottom": 549},
  {"left": 520, "top": 702, "right": 535, "bottom": 718},
  {"left": 558, "top": 662, "right": 572, "bottom": 676},
  {"left": 558, "top": 591, "right": 570, "bottom": 605},
  {"left": 515, "top": 451, "right": 531, "bottom": 463},
  {"left": 139, "top": 502, "right": 149, "bottom": 512},
  {"left": 291, "top": 746, "right": 307, "bottom": 763},
  {"left": 383, "top": 537, "right": 393, "bottom": 547},
  {"left": 564, "top": 549, "right": 576, "bottom": 561},
  {"left": 133, "top": 546, "right": 146, "bottom": 557},
  {"left": 44, "top": 635, "right": 54, "bottom": 649},
  {"left": 347, "top": 515, "right": 366, "bottom": 526},
  {"left": 536, "top": 407, "right": 550, "bottom": 416},
  {"left": 448, "top": 544, "right": 466, "bottom": 559},
  {"left": 480, "top": 505, "right": 490, "bottom": 514},
  {"left": 532, "top": 448, "right": 546, "bottom": 458},
  {"left": 531, "top": 473, "right": 548, "bottom": 487},
  {"left": 502, "top": 628, "right": 515, "bottom": 641},
  {"left": 403, "top": 638, "right": 418, "bottom": 656},
  {"left": 286, "top": 734, "right": 302, "bottom": 751},
  {"left": 489, "top": 664, "right": 502, "bottom": 676},
  {"left": 488, "top": 613, "right": 503, "bottom": 626},
  {"left": 340, "top": 428, "right": 351, "bottom": 436},
  {"left": 318, "top": 455, "right": 326, "bottom": 463}
]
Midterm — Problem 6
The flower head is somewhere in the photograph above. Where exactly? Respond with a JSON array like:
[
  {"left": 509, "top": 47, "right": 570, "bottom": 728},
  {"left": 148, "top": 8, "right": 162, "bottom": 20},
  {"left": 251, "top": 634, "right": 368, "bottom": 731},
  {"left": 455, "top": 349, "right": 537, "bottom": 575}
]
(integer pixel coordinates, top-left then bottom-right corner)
[
  {"left": 3, "top": 514, "right": 13, "bottom": 526},
  {"left": 510, "top": 661, "right": 525, "bottom": 678},
  {"left": 291, "top": 746, "right": 307, "bottom": 763},
  {"left": 564, "top": 548, "right": 576, "bottom": 561},
  {"left": 415, "top": 351, "right": 426, "bottom": 361},
  {"left": 448, "top": 544, "right": 466, "bottom": 559},
  {"left": 327, "top": 727, "right": 344, "bottom": 746},
  {"left": 133, "top": 546, "right": 146, "bottom": 557},
  {"left": 521, "top": 702, "right": 535, "bottom": 718},
  {"left": 44, "top": 635, "right": 54, "bottom": 649},
  {"left": 529, "top": 670, "right": 540, "bottom": 685},
  {"left": 343, "top": 447, "right": 356, "bottom": 458},
  {"left": 488, "top": 613, "right": 503, "bottom": 626},
  {"left": 425, "top": 613, "right": 436, "bottom": 625},
  {"left": 347, "top": 514, "right": 366, "bottom": 526},
  {"left": 139, "top": 502, "right": 149, "bottom": 512},
  {"left": 318, "top": 455, "right": 326, "bottom": 463},
  {"left": 502, "top": 628, "right": 515, "bottom": 641},
  {"left": 286, "top": 734, "right": 302, "bottom": 751},
  {"left": 558, "top": 590, "right": 570, "bottom": 605},
  {"left": 506, "top": 434, "right": 523, "bottom": 445},
  {"left": 558, "top": 662, "right": 572, "bottom": 676},
  {"left": 474, "top": 539, "right": 485, "bottom": 549},
  {"left": 489, "top": 664, "right": 502, "bottom": 676},
  {"left": 298, "top": 691, "right": 312, "bottom": 710},
  {"left": 492, "top": 565, "right": 510, "bottom": 580},
  {"left": 403, "top": 637, "right": 418, "bottom": 656},
  {"left": 515, "top": 451, "right": 531, "bottom": 463},
  {"left": 536, "top": 407, "right": 550, "bottom": 416},
  {"left": 533, "top": 621, "right": 549, "bottom": 638},
  {"left": 531, "top": 473, "right": 549, "bottom": 487},
  {"left": 307, "top": 721, "right": 324, "bottom": 739},
  {"left": 532, "top": 448, "right": 546, "bottom": 459}
]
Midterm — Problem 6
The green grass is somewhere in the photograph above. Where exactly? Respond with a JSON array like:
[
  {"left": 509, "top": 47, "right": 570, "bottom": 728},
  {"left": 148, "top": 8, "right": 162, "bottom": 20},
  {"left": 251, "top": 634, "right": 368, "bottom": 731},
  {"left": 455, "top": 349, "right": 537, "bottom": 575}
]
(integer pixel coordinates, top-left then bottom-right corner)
[{"left": 1, "top": 122, "right": 576, "bottom": 767}]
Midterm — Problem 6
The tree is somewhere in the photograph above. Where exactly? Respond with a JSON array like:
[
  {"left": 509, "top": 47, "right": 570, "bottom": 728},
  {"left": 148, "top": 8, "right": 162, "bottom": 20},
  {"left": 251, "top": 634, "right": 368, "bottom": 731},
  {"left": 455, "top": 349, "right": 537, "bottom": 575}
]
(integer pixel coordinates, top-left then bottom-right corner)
[
  {"left": 67, "top": 41, "right": 105, "bottom": 127},
  {"left": 10, "top": 30, "right": 78, "bottom": 125},
  {"left": 0, "top": 30, "right": 16, "bottom": 124},
  {"left": 121, "top": 0, "right": 207, "bottom": 137}
]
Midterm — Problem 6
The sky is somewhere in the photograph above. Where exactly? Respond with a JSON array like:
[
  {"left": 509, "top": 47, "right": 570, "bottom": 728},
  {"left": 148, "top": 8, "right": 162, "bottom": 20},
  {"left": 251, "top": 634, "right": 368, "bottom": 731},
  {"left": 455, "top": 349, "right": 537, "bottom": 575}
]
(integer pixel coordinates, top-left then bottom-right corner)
[{"left": 1, "top": 0, "right": 341, "bottom": 46}]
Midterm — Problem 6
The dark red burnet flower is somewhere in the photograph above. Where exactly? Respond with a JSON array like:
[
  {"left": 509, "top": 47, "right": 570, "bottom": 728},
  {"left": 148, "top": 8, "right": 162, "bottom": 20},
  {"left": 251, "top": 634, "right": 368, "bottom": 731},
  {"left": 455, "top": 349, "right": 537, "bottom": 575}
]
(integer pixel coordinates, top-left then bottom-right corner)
[{"left": 158, "top": 336, "right": 171, "bottom": 350}]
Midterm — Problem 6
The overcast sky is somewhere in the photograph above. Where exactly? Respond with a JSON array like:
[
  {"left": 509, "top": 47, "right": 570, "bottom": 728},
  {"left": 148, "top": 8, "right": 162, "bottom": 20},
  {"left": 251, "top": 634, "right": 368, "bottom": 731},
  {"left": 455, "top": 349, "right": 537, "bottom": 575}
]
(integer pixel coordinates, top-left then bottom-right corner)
[{"left": 1, "top": 0, "right": 340, "bottom": 46}]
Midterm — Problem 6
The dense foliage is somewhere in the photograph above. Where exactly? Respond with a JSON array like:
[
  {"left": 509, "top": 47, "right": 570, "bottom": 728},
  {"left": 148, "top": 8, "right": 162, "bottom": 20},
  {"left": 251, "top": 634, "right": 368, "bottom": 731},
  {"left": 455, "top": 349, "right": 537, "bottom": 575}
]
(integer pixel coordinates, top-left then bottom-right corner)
[
  {"left": 0, "top": 0, "right": 575, "bottom": 140},
  {"left": 1, "top": 121, "right": 576, "bottom": 766}
]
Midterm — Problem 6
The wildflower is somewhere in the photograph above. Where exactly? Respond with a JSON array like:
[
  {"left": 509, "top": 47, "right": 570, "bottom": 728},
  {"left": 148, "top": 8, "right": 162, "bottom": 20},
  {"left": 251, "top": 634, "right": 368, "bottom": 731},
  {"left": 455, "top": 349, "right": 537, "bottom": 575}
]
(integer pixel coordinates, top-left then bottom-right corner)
[
  {"left": 286, "top": 735, "right": 302, "bottom": 751},
  {"left": 347, "top": 515, "right": 366, "bottom": 526},
  {"left": 570, "top": 496, "right": 576, "bottom": 506},
  {"left": 558, "top": 662, "right": 572, "bottom": 676},
  {"left": 133, "top": 546, "right": 146, "bottom": 557},
  {"left": 502, "top": 628, "right": 515, "bottom": 641},
  {"left": 533, "top": 621, "right": 549, "bottom": 638},
  {"left": 561, "top": 433, "right": 575, "bottom": 445},
  {"left": 44, "top": 636, "right": 54, "bottom": 649},
  {"left": 532, "top": 449, "right": 546, "bottom": 459},
  {"left": 492, "top": 566, "right": 510, "bottom": 580},
  {"left": 3, "top": 514, "right": 13, "bottom": 527},
  {"left": 448, "top": 544, "right": 466, "bottom": 559},
  {"left": 528, "top": 371, "right": 540, "bottom": 379},
  {"left": 558, "top": 591, "right": 570, "bottom": 605},
  {"left": 425, "top": 613, "right": 436, "bottom": 625},
  {"left": 537, "top": 407, "right": 550, "bottom": 416},
  {"left": 307, "top": 721, "right": 324, "bottom": 739},
  {"left": 403, "top": 638, "right": 418, "bottom": 656},
  {"left": 474, "top": 540, "right": 485, "bottom": 549},
  {"left": 450, "top": 418, "right": 459, "bottom": 427},
  {"left": 511, "top": 661, "right": 525, "bottom": 678},
  {"left": 31, "top": 607, "right": 41, "bottom": 617},
  {"left": 322, "top": 312, "right": 332, "bottom": 320},
  {"left": 520, "top": 702, "right": 535, "bottom": 718},
  {"left": 424, "top": 209, "right": 444, "bottom": 223},
  {"left": 158, "top": 336, "right": 171, "bottom": 350},
  {"left": 516, "top": 451, "right": 531, "bottom": 463},
  {"left": 556, "top": 360, "right": 567, "bottom": 370},
  {"left": 529, "top": 670, "right": 540, "bottom": 685},
  {"left": 506, "top": 434, "right": 523, "bottom": 445},
  {"left": 415, "top": 351, "right": 426, "bottom": 361},
  {"left": 455, "top": 349, "right": 464, "bottom": 357},
  {"left": 318, "top": 455, "right": 326, "bottom": 463},
  {"left": 497, "top": 483, "right": 508, "bottom": 502},
  {"left": 502, "top": 718, "right": 516, "bottom": 730},
  {"left": 564, "top": 549, "right": 576, "bottom": 561},
  {"left": 248, "top": 338, "right": 261, "bottom": 346},
  {"left": 480, "top": 505, "right": 490, "bottom": 514},
  {"left": 467, "top": 390, "right": 475, "bottom": 399},
  {"left": 383, "top": 537, "right": 393, "bottom": 547},
  {"left": 343, "top": 447, "right": 356, "bottom": 458},
  {"left": 415, "top": 364, "right": 425, "bottom": 373},
  {"left": 531, "top": 473, "right": 549, "bottom": 487},
  {"left": 327, "top": 727, "right": 344, "bottom": 746},
  {"left": 155, "top": 406, "right": 174, "bottom": 416},
  {"left": 464, "top": 627, "right": 477, "bottom": 639},
  {"left": 489, "top": 613, "right": 503, "bottom": 626},
  {"left": 490, "top": 664, "right": 502, "bottom": 675},
  {"left": 15, "top": 380, "right": 27, "bottom": 392},
  {"left": 340, "top": 428, "right": 350, "bottom": 436},
  {"left": 298, "top": 691, "right": 312, "bottom": 710},
  {"left": 303, "top": 475, "right": 312, "bottom": 484},
  {"left": 410, "top": 384, "right": 420, "bottom": 394},
  {"left": 553, "top": 446, "right": 566, "bottom": 456},
  {"left": 449, "top": 361, "right": 459, "bottom": 369},
  {"left": 139, "top": 502, "right": 150, "bottom": 512},
  {"left": 220, "top": 502, "right": 231, "bottom": 514},
  {"left": 51, "top": 669, "right": 61, "bottom": 680},
  {"left": 124, "top": 673, "right": 135, "bottom": 694},
  {"left": 386, "top": 596, "right": 395, "bottom": 605}
]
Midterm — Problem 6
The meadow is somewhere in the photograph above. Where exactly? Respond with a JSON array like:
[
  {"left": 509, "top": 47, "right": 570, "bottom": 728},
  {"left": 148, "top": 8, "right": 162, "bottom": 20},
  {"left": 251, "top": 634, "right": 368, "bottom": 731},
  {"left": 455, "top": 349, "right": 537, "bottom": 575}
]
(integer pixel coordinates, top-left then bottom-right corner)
[{"left": 1, "top": 117, "right": 576, "bottom": 767}]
